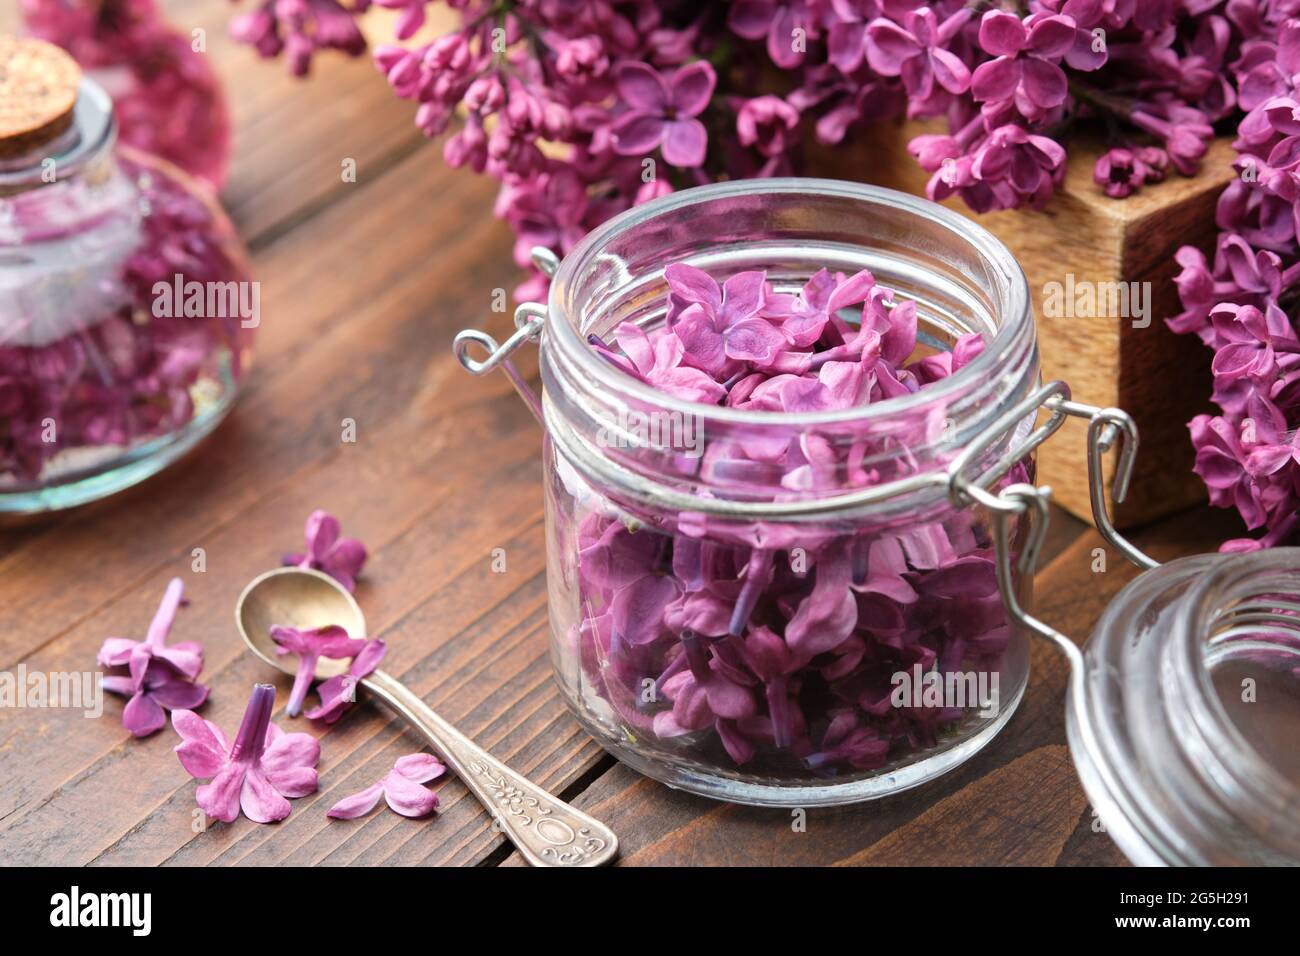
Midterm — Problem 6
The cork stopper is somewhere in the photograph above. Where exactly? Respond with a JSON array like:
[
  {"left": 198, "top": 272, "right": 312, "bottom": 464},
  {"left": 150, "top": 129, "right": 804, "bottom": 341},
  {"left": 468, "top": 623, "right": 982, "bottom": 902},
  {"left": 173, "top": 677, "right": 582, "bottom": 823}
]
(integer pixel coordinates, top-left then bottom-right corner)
[{"left": 0, "top": 36, "right": 82, "bottom": 160}]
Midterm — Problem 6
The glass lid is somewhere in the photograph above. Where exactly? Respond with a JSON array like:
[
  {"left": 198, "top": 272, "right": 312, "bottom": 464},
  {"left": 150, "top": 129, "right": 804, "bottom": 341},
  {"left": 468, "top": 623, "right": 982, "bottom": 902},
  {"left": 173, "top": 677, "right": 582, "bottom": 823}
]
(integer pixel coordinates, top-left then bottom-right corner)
[{"left": 1069, "top": 548, "right": 1300, "bottom": 866}]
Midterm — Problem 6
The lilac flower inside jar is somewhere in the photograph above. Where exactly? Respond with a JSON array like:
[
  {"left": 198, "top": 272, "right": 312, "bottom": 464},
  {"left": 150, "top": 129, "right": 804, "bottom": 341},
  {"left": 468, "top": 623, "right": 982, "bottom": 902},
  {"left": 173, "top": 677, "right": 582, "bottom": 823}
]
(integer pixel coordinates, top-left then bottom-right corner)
[
  {"left": 463, "top": 179, "right": 1047, "bottom": 806},
  {"left": 0, "top": 38, "right": 253, "bottom": 514}
]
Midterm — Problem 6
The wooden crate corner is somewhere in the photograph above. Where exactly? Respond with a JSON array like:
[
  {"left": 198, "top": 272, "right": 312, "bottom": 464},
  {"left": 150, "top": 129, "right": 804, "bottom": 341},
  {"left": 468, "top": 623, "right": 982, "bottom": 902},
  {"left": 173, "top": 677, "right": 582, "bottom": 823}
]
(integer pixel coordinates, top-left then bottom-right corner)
[{"left": 811, "top": 121, "right": 1233, "bottom": 528}]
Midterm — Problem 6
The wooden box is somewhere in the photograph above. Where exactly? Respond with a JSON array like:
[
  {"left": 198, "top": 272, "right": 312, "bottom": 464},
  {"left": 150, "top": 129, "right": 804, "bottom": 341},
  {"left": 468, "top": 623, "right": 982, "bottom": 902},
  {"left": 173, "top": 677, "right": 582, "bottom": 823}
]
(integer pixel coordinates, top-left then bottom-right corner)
[{"left": 811, "top": 122, "right": 1234, "bottom": 528}]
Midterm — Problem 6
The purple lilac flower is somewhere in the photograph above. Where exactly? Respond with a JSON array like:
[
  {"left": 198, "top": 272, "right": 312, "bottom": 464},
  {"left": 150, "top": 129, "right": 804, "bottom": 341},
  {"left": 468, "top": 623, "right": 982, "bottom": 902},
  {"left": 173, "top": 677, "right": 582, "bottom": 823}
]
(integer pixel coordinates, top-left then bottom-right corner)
[
  {"left": 173, "top": 684, "right": 319, "bottom": 824},
  {"left": 664, "top": 264, "right": 786, "bottom": 375},
  {"left": 596, "top": 322, "right": 728, "bottom": 405},
  {"left": 102, "top": 665, "right": 210, "bottom": 738},
  {"left": 283, "top": 509, "right": 368, "bottom": 592},
  {"left": 571, "top": 266, "right": 1025, "bottom": 773},
  {"left": 326, "top": 753, "right": 446, "bottom": 819},
  {"left": 1130, "top": 101, "right": 1215, "bottom": 175},
  {"left": 98, "top": 578, "right": 208, "bottom": 737},
  {"left": 865, "top": 7, "right": 972, "bottom": 114},
  {"left": 271, "top": 624, "right": 369, "bottom": 717},
  {"left": 969, "top": 11, "right": 1077, "bottom": 121},
  {"left": 736, "top": 95, "right": 801, "bottom": 158},
  {"left": 304, "top": 638, "right": 387, "bottom": 724},
  {"left": 610, "top": 61, "right": 716, "bottom": 168},
  {"left": 729, "top": 0, "right": 818, "bottom": 70},
  {"left": 1093, "top": 146, "right": 1170, "bottom": 198},
  {"left": 972, "top": 124, "right": 1068, "bottom": 207}
]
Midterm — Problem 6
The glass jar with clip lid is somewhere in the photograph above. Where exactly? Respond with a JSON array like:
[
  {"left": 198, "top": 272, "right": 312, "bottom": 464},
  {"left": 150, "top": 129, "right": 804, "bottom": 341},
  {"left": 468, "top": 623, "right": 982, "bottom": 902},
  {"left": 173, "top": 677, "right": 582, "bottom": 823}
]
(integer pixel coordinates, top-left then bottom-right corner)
[{"left": 454, "top": 179, "right": 1300, "bottom": 857}]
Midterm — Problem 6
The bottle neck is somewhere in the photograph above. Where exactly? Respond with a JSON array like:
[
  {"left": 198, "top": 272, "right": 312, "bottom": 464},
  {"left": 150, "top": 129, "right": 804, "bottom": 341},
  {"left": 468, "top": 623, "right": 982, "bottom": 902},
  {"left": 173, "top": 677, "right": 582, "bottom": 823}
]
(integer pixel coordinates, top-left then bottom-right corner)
[{"left": 0, "top": 78, "right": 116, "bottom": 197}]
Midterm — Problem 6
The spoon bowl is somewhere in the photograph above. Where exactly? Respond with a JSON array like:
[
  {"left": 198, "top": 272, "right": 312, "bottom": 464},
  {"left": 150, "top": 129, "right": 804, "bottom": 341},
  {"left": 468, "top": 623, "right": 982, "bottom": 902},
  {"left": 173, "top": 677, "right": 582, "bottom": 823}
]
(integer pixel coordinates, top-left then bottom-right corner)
[
  {"left": 235, "top": 567, "right": 366, "bottom": 680},
  {"left": 232, "top": 565, "right": 619, "bottom": 865}
]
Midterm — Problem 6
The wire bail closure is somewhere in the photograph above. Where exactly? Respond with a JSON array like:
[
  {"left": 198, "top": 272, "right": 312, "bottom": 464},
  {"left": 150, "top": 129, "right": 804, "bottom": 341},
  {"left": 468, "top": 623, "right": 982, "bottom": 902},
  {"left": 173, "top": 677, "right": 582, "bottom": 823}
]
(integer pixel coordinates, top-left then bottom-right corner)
[
  {"left": 952, "top": 388, "right": 1158, "bottom": 654},
  {"left": 962, "top": 394, "right": 1168, "bottom": 828},
  {"left": 946, "top": 390, "right": 1163, "bottom": 820},
  {"left": 451, "top": 246, "right": 558, "bottom": 425}
]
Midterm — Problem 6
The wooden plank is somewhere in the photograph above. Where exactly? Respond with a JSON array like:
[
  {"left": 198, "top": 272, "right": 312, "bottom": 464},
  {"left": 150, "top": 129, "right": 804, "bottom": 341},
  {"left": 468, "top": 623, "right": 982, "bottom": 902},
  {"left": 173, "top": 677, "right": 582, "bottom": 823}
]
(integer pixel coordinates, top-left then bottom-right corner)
[
  {"left": 501, "top": 505, "right": 1243, "bottom": 866},
  {"left": 833, "top": 746, "right": 1086, "bottom": 866},
  {"left": 155, "top": 0, "right": 433, "bottom": 243}
]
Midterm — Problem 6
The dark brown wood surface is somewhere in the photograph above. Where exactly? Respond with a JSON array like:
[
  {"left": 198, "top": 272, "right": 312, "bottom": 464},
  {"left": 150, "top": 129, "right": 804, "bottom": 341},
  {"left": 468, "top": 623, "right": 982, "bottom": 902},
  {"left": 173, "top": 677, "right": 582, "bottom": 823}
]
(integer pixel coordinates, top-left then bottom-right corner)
[{"left": 0, "top": 2, "right": 1246, "bottom": 866}]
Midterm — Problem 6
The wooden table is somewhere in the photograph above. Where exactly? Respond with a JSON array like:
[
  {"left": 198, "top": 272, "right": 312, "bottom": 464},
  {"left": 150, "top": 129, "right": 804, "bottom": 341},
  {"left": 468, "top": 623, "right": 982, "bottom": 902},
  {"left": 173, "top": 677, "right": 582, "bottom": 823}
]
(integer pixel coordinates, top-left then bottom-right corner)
[{"left": 0, "top": 1, "right": 1244, "bottom": 867}]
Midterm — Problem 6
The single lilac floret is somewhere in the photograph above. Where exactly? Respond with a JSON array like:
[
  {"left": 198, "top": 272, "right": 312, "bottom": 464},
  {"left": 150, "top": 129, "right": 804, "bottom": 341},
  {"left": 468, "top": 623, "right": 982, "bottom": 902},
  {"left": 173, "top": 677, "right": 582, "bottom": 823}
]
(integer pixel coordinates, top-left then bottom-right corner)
[
  {"left": 271, "top": 624, "right": 368, "bottom": 717},
  {"left": 326, "top": 753, "right": 447, "bottom": 820},
  {"left": 283, "top": 510, "right": 368, "bottom": 592},
  {"left": 172, "top": 683, "right": 319, "bottom": 824},
  {"left": 98, "top": 577, "right": 208, "bottom": 737}
]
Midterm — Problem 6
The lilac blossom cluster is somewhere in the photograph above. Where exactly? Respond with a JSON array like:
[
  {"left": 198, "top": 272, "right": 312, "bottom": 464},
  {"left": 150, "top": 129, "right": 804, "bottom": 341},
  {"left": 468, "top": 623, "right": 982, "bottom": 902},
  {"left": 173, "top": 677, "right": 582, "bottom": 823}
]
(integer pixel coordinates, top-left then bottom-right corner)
[
  {"left": 1168, "top": 9, "right": 1300, "bottom": 551},
  {"left": 223, "top": 1, "right": 1240, "bottom": 295},
  {"left": 574, "top": 266, "right": 1019, "bottom": 774},
  {"left": 0, "top": 158, "right": 251, "bottom": 486},
  {"left": 225, "top": 2, "right": 1300, "bottom": 536},
  {"left": 21, "top": 0, "right": 233, "bottom": 190}
]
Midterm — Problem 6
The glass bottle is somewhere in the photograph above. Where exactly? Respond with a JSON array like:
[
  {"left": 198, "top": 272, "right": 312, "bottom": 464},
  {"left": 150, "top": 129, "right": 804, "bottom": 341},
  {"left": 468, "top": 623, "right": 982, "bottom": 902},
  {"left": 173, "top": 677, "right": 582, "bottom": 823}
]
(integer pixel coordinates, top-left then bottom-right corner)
[{"left": 1, "top": 37, "right": 253, "bottom": 513}]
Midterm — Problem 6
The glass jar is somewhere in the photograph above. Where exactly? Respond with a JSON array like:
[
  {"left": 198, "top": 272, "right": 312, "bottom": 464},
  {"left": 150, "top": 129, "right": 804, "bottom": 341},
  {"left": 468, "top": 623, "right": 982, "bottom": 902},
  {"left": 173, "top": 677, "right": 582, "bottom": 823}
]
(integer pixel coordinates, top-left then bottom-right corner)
[
  {"left": 457, "top": 179, "right": 1300, "bottom": 844},
  {"left": 472, "top": 179, "right": 1048, "bottom": 805},
  {"left": 1, "top": 67, "right": 253, "bottom": 513},
  {"left": 1072, "top": 547, "right": 1300, "bottom": 865}
]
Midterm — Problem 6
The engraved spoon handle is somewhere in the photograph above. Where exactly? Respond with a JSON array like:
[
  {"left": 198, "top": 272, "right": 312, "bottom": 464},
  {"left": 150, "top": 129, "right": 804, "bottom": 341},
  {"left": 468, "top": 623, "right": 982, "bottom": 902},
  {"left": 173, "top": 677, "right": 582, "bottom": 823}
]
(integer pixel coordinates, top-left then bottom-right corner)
[{"left": 361, "top": 669, "right": 618, "bottom": 867}]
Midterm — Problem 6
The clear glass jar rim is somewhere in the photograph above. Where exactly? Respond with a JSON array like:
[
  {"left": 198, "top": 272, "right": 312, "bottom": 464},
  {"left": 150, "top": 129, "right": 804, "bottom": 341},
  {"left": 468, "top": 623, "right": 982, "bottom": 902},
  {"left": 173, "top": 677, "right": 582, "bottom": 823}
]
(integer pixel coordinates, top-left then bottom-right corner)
[
  {"left": 1177, "top": 547, "right": 1300, "bottom": 803},
  {"left": 1076, "top": 548, "right": 1300, "bottom": 863},
  {"left": 545, "top": 177, "right": 1033, "bottom": 428}
]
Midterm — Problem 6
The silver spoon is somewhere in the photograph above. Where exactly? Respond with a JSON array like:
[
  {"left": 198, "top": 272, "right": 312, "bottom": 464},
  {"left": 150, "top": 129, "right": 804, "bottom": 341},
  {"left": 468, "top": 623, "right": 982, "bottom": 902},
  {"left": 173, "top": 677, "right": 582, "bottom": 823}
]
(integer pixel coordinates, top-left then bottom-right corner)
[{"left": 235, "top": 566, "right": 618, "bottom": 867}]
